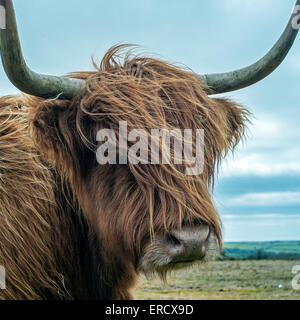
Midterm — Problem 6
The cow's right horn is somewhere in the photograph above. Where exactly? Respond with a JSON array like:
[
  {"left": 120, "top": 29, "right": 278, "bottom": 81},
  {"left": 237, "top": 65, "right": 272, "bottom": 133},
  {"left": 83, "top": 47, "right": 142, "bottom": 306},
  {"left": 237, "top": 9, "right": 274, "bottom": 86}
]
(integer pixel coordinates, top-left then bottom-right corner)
[
  {"left": 200, "top": 0, "right": 300, "bottom": 94},
  {"left": 0, "top": 0, "right": 85, "bottom": 100}
]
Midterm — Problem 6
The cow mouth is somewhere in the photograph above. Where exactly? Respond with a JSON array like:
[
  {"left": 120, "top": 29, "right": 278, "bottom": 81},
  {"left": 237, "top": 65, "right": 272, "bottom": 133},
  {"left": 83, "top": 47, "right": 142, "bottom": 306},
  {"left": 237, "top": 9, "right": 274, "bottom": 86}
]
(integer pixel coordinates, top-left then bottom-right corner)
[
  {"left": 139, "top": 225, "right": 218, "bottom": 275},
  {"left": 169, "top": 260, "right": 194, "bottom": 265}
]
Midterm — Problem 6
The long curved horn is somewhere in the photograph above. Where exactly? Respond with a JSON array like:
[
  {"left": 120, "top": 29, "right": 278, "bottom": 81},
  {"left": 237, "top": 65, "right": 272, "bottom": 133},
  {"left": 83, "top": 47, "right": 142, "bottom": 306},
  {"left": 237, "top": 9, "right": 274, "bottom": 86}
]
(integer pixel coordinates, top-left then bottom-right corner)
[
  {"left": 200, "top": 0, "right": 300, "bottom": 94},
  {"left": 0, "top": 0, "right": 85, "bottom": 100}
]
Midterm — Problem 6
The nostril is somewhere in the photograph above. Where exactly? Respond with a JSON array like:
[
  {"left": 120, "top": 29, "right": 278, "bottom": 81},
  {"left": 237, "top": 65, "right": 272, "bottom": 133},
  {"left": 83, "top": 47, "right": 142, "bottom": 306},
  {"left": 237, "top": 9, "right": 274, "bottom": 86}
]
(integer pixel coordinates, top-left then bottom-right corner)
[
  {"left": 166, "top": 233, "right": 182, "bottom": 246},
  {"left": 169, "top": 224, "right": 210, "bottom": 247}
]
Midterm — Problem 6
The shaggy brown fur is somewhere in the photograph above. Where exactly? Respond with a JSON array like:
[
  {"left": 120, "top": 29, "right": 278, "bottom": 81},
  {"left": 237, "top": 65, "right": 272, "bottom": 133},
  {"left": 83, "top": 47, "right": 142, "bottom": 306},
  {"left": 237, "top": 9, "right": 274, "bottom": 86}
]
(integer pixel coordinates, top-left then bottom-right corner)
[
  {"left": 0, "top": 96, "right": 113, "bottom": 300},
  {"left": 0, "top": 45, "right": 248, "bottom": 299}
]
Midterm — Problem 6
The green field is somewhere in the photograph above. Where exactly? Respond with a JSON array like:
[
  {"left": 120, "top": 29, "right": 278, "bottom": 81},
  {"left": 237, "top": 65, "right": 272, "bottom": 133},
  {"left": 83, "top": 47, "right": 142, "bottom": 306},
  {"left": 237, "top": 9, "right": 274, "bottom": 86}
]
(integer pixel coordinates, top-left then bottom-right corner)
[
  {"left": 135, "top": 260, "right": 300, "bottom": 300},
  {"left": 224, "top": 241, "right": 300, "bottom": 258}
]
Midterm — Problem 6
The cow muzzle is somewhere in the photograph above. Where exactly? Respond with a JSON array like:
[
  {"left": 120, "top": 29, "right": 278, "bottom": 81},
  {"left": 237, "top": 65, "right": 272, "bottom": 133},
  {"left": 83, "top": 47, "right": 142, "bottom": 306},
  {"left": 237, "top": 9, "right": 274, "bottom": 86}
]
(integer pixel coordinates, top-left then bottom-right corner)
[
  {"left": 140, "top": 224, "right": 215, "bottom": 274},
  {"left": 166, "top": 225, "right": 210, "bottom": 264}
]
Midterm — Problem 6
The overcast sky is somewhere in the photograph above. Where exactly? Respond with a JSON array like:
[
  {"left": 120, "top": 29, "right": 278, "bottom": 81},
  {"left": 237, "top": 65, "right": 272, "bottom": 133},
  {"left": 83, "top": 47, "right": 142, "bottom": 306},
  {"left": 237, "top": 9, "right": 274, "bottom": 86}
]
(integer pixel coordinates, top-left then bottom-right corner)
[{"left": 1, "top": 0, "right": 299, "bottom": 241}]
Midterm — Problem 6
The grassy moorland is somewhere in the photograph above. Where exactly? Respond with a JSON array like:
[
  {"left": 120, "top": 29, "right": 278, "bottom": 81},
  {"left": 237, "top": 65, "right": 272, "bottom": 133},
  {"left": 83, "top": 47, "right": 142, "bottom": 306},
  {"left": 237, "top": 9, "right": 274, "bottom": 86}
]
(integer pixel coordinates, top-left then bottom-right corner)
[
  {"left": 135, "top": 241, "right": 300, "bottom": 300},
  {"left": 223, "top": 241, "right": 300, "bottom": 259},
  {"left": 135, "top": 260, "right": 300, "bottom": 300}
]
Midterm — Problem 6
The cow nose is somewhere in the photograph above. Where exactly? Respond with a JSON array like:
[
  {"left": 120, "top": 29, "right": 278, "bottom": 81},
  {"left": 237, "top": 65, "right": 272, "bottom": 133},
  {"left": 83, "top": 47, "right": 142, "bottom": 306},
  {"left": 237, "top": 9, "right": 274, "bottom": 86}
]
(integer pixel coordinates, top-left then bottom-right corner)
[{"left": 166, "top": 224, "right": 210, "bottom": 264}]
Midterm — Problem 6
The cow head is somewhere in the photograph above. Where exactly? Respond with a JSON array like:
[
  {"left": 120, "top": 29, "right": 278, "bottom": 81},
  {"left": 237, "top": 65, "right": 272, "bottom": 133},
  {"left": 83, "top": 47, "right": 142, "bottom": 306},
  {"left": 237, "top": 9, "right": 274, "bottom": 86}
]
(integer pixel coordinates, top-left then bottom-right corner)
[
  {"left": 0, "top": 0, "right": 299, "bottom": 280},
  {"left": 24, "top": 45, "right": 248, "bottom": 278}
]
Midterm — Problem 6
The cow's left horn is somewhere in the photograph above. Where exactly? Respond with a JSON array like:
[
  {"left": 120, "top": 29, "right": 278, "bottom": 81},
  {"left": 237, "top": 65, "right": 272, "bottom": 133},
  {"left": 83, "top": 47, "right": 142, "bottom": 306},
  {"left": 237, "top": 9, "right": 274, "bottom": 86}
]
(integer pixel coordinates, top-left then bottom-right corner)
[
  {"left": 200, "top": 0, "right": 300, "bottom": 94},
  {"left": 0, "top": 0, "right": 85, "bottom": 100}
]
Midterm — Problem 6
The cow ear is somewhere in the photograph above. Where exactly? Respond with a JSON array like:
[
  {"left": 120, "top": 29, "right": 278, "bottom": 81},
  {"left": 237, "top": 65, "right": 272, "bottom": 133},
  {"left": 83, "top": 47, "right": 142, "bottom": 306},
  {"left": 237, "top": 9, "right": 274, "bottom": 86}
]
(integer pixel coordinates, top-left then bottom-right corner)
[
  {"left": 28, "top": 97, "right": 75, "bottom": 166},
  {"left": 214, "top": 98, "right": 250, "bottom": 150}
]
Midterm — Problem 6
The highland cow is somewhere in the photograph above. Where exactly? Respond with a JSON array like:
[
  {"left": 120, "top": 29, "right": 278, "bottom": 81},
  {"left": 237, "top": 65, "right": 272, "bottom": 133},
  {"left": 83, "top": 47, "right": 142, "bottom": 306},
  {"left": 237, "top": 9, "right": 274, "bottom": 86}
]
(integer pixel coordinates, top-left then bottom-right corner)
[{"left": 0, "top": 0, "right": 299, "bottom": 300}]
